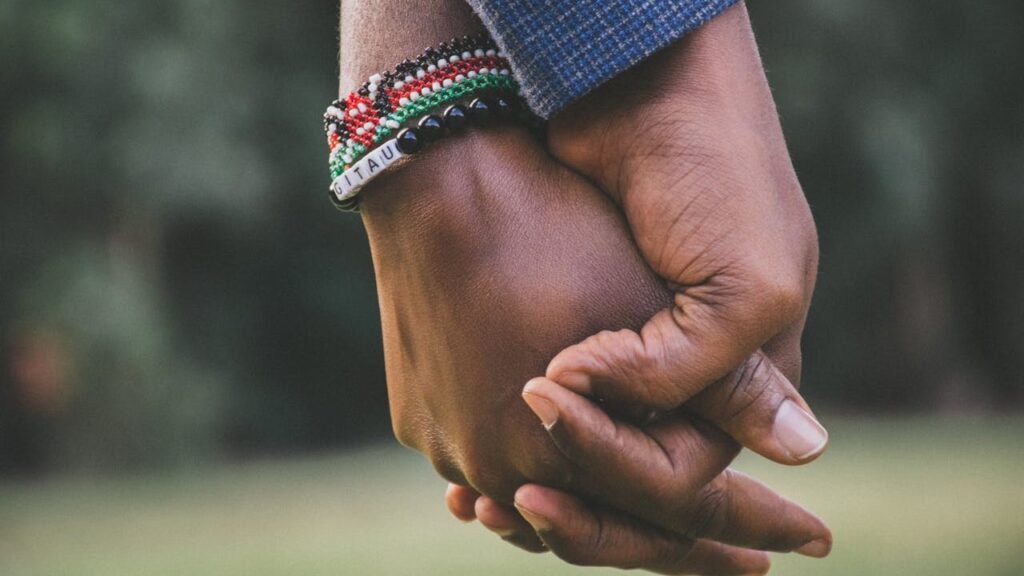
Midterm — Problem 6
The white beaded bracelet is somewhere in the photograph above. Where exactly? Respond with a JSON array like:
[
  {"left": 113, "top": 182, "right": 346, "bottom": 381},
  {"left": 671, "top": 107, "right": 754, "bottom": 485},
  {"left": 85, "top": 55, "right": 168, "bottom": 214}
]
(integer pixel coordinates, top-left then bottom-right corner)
[{"left": 330, "top": 137, "right": 406, "bottom": 203}]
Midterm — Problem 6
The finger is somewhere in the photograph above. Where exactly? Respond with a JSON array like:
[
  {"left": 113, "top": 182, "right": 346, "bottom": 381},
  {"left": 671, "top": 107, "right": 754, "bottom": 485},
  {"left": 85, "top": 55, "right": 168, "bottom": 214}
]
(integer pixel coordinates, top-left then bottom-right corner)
[
  {"left": 475, "top": 495, "right": 548, "bottom": 553},
  {"left": 545, "top": 281, "right": 799, "bottom": 412},
  {"left": 685, "top": 350, "right": 829, "bottom": 465},
  {"left": 548, "top": 331, "right": 828, "bottom": 465},
  {"left": 446, "top": 483, "right": 480, "bottom": 522},
  {"left": 695, "top": 468, "right": 832, "bottom": 557},
  {"left": 514, "top": 484, "right": 771, "bottom": 575},
  {"left": 522, "top": 378, "right": 832, "bottom": 554}
]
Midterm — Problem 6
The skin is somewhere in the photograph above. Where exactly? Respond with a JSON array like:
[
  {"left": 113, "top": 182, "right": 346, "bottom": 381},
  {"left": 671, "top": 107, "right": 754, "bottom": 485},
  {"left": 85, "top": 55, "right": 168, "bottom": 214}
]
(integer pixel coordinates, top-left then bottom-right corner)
[
  {"left": 465, "top": 4, "right": 827, "bottom": 557},
  {"left": 340, "top": 1, "right": 829, "bottom": 572},
  {"left": 543, "top": 4, "right": 821, "bottom": 418}
]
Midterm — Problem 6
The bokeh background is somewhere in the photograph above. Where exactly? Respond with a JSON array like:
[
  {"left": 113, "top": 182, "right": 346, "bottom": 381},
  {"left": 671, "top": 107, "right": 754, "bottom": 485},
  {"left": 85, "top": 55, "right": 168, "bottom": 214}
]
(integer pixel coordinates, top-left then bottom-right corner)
[{"left": 1, "top": 0, "right": 1022, "bottom": 574}]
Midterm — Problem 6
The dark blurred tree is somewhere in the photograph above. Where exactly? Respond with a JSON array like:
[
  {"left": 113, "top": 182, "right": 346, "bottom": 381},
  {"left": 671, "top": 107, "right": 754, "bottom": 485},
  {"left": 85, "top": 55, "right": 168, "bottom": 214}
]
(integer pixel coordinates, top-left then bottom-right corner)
[
  {"left": 0, "top": 0, "right": 1021, "bottom": 473},
  {"left": 750, "top": 0, "right": 1024, "bottom": 411},
  {"left": 1, "top": 0, "right": 388, "bottom": 472}
]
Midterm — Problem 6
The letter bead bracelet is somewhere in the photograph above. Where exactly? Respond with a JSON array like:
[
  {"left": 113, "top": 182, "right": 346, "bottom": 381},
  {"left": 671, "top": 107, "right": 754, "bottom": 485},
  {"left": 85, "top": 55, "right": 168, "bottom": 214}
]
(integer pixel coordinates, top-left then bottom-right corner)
[{"left": 323, "top": 34, "right": 533, "bottom": 212}]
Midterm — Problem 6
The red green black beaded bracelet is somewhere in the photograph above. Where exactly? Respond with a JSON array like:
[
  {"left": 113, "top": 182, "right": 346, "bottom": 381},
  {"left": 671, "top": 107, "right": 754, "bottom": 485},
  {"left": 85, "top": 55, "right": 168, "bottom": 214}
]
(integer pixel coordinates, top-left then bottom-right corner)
[{"left": 323, "top": 34, "right": 531, "bottom": 211}]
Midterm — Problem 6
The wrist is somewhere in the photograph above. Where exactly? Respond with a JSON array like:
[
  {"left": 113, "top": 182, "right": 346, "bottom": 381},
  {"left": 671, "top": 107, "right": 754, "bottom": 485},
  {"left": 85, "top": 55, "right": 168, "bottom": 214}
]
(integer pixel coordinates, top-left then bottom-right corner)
[
  {"left": 359, "top": 126, "right": 547, "bottom": 276},
  {"left": 333, "top": 2, "right": 529, "bottom": 209}
]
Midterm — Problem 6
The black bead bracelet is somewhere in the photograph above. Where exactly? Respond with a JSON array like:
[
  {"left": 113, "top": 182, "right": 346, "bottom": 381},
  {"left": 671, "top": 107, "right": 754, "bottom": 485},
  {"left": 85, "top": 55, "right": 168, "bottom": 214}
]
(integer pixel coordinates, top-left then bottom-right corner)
[{"left": 328, "top": 94, "right": 536, "bottom": 211}]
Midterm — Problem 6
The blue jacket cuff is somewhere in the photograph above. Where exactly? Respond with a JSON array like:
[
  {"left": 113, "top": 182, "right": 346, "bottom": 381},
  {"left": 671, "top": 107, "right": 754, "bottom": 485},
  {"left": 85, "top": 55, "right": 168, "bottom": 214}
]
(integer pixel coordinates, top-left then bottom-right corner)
[{"left": 467, "top": 0, "right": 740, "bottom": 118}]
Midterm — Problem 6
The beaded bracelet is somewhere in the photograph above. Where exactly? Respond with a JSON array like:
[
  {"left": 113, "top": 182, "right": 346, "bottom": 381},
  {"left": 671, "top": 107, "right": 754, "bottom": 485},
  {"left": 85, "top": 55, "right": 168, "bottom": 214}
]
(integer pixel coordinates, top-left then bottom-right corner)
[
  {"left": 329, "top": 94, "right": 525, "bottom": 208},
  {"left": 324, "top": 34, "right": 529, "bottom": 211}
]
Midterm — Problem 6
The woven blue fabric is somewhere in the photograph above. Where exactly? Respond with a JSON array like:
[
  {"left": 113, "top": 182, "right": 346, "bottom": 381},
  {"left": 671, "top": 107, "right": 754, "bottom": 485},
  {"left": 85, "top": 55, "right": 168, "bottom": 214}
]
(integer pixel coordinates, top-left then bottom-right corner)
[{"left": 466, "top": 0, "right": 739, "bottom": 118}]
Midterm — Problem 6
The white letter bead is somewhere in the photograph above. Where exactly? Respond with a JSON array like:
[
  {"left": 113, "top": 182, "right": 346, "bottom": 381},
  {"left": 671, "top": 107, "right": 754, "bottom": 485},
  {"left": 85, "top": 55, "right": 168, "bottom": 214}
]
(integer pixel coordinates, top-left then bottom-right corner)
[
  {"left": 420, "top": 87, "right": 431, "bottom": 96},
  {"left": 369, "top": 73, "right": 382, "bottom": 83},
  {"left": 349, "top": 109, "right": 359, "bottom": 117},
  {"left": 467, "top": 71, "right": 477, "bottom": 78},
  {"left": 405, "top": 75, "right": 414, "bottom": 82},
  {"left": 438, "top": 59, "right": 448, "bottom": 68},
  {"left": 462, "top": 51, "right": 472, "bottom": 59},
  {"left": 394, "top": 81, "right": 405, "bottom": 89},
  {"left": 363, "top": 121, "right": 374, "bottom": 130},
  {"left": 386, "top": 120, "right": 400, "bottom": 129},
  {"left": 474, "top": 49, "right": 485, "bottom": 57},
  {"left": 442, "top": 79, "right": 453, "bottom": 88},
  {"left": 450, "top": 55, "right": 460, "bottom": 62},
  {"left": 332, "top": 139, "right": 406, "bottom": 201},
  {"left": 356, "top": 128, "right": 365, "bottom": 135},
  {"left": 415, "top": 69, "right": 426, "bottom": 78},
  {"left": 399, "top": 97, "right": 410, "bottom": 106},
  {"left": 432, "top": 82, "right": 442, "bottom": 91},
  {"left": 357, "top": 103, "right": 367, "bottom": 113},
  {"left": 427, "top": 65, "right": 437, "bottom": 73},
  {"left": 486, "top": 49, "right": 496, "bottom": 57},
  {"left": 455, "top": 74, "right": 466, "bottom": 82}
]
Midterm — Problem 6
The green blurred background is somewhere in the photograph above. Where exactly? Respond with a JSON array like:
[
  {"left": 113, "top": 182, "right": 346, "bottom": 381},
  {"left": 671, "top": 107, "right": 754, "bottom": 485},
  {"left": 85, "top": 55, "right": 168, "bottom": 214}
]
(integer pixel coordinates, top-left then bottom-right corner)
[{"left": 1, "top": 0, "right": 1022, "bottom": 574}]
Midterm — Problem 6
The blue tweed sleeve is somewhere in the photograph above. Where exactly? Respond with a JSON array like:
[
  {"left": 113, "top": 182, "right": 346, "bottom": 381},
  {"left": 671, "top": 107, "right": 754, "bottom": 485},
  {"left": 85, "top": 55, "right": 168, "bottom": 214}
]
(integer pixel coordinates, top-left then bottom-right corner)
[{"left": 466, "top": 0, "right": 739, "bottom": 118}]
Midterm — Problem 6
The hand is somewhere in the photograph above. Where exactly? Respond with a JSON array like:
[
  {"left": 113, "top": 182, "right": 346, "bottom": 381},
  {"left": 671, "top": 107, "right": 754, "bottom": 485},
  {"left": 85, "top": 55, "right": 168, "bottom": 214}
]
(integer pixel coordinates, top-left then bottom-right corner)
[
  {"left": 457, "top": 3, "right": 831, "bottom": 566},
  {"left": 365, "top": 125, "right": 829, "bottom": 572},
  {"left": 342, "top": 1, "right": 830, "bottom": 571},
  {"left": 540, "top": 2, "right": 827, "bottom": 465},
  {"left": 449, "top": 376, "right": 833, "bottom": 572}
]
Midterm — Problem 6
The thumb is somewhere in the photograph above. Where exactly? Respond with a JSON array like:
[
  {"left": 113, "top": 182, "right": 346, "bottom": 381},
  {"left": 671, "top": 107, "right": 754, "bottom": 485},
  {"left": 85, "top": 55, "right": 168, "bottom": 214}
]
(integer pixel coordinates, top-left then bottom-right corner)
[
  {"left": 547, "top": 314, "right": 828, "bottom": 465},
  {"left": 687, "top": 350, "right": 829, "bottom": 464}
]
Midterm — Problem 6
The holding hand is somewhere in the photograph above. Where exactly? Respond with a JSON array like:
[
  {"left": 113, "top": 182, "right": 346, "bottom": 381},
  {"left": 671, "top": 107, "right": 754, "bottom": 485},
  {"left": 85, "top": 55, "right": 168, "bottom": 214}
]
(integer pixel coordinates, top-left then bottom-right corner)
[
  {"left": 363, "top": 122, "right": 828, "bottom": 571},
  {"left": 339, "top": 1, "right": 831, "bottom": 573},
  {"left": 544, "top": 2, "right": 827, "bottom": 466}
]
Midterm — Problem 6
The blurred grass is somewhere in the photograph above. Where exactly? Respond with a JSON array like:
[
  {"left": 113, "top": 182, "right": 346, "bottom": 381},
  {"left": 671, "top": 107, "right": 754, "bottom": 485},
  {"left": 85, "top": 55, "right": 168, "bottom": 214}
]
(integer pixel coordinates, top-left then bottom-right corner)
[{"left": 1, "top": 416, "right": 1022, "bottom": 576}]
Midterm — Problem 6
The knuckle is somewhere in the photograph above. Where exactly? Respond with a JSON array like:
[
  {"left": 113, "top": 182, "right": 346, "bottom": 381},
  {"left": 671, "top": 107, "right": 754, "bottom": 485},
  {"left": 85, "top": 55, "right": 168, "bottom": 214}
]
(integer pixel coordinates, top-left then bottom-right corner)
[
  {"left": 516, "top": 443, "right": 576, "bottom": 489},
  {"left": 583, "top": 329, "right": 640, "bottom": 380},
  {"left": 427, "top": 452, "right": 465, "bottom": 487},
  {"left": 649, "top": 536, "right": 695, "bottom": 573},
  {"left": 461, "top": 458, "right": 522, "bottom": 502},
  {"left": 685, "top": 473, "right": 732, "bottom": 540},
  {"left": 745, "top": 266, "right": 806, "bottom": 325},
  {"left": 549, "top": 510, "right": 609, "bottom": 568},
  {"left": 556, "top": 535, "right": 602, "bottom": 567},
  {"left": 720, "top": 353, "right": 781, "bottom": 422},
  {"left": 556, "top": 546, "right": 596, "bottom": 567},
  {"left": 392, "top": 426, "right": 420, "bottom": 452},
  {"left": 627, "top": 330, "right": 679, "bottom": 410},
  {"left": 557, "top": 545, "right": 598, "bottom": 565},
  {"left": 761, "top": 272, "right": 804, "bottom": 312},
  {"left": 389, "top": 409, "right": 421, "bottom": 451}
]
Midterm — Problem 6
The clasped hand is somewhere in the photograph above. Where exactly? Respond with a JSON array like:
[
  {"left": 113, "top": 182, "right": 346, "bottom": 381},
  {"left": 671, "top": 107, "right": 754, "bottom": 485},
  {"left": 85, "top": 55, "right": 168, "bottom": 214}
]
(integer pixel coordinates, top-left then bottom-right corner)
[{"left": 351, "top": 3, "right": 830, "bottom": 574}]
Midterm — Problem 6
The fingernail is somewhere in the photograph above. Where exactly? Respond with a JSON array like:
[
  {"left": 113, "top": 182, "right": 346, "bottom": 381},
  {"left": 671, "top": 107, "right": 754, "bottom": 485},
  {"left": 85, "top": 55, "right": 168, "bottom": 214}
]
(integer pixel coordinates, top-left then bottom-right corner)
[
  {"left": 552, "top": 370, "right": 592, "bottom": 394},
  {"left": 794, "top": 537, "right": 831, "bottom": 558},
  {"left": 773, "top": 399, "right": 829, "bottom": 461},
  {"left": 522, "top": 390, "right": 559, "bottom": 428},
  {"left": 514, "top": 502, "right": 552, "bottom": 532}
]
